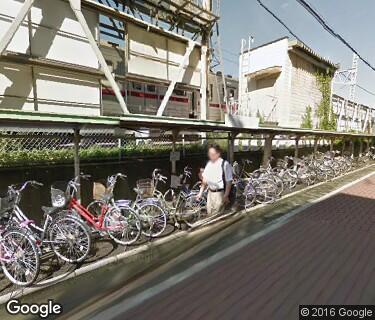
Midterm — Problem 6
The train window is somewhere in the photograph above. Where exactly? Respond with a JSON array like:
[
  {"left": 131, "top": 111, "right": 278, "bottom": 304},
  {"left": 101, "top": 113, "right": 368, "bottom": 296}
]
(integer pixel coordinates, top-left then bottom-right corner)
[
  {"left": 105, "top": 60, "right": 114, "bottom": 73},
  {"left": 146, "top": 85, "right": 156, "bottom": 92},
  {"left": 132, "top": 82, "right": 143, "bottom": 91},
  {"left": 173, "top": 89, "right": 186, "bottom": 96}
]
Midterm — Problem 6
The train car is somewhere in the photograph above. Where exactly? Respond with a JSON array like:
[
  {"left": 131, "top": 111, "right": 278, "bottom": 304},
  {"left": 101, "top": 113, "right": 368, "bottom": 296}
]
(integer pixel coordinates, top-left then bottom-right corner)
[
  {"left": 100, "top": 42, "right": 238, "bottom": 120},
  {"left": 102, "top": 81, "right": 194, "bottom": 118},
  {"left": 207, "top": 72, "right": 239, "bottom": 121}
]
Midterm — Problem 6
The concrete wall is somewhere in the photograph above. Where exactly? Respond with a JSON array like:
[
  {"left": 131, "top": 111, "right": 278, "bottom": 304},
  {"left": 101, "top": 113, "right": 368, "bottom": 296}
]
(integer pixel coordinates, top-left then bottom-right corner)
[
  {"left": 288, "top": 52, "right": 322, "bottom": 128},
  {"left": 0, "top": 0, "right": 101, "bottom": 115}
]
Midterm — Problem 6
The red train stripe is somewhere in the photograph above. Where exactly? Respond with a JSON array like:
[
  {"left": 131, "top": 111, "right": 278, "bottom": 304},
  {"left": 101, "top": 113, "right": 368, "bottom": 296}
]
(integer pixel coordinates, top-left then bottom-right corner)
[
  {"left": 102, "top": 89, "right": 189, "bottom": 104},
  {"left": 209, "top": 103, "right": 227, "bottom": 109}
]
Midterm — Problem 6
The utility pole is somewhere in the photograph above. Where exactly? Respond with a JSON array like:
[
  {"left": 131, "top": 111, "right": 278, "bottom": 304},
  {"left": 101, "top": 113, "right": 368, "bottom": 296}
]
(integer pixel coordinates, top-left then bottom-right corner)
[{"left": 199, "top": 0, "right": 212, "bottom": 121}]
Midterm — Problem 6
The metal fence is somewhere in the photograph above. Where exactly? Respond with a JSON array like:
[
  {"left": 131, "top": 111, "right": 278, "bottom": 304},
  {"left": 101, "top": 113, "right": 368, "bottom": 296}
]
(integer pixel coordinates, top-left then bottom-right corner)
[{"left": 0, "top": 126, "right": 214, "bottom": 168}]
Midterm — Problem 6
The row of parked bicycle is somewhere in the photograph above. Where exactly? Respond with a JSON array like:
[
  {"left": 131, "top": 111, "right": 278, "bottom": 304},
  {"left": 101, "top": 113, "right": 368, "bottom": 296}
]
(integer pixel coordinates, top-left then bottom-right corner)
[{"left": 0, "top": 149, "right": 373, "bottom": 288}]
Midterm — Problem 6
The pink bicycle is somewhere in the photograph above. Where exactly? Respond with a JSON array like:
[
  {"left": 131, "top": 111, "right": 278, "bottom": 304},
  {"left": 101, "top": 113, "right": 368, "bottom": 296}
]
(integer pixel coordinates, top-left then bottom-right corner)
[{"left": 0, "top": 216, "right": 40, "bottom": 286}]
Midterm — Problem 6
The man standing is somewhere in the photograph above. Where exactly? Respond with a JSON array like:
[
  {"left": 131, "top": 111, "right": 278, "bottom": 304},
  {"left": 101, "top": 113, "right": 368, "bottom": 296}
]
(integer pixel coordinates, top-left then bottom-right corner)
[{"left": 197, "top": 144, "right": 233, "bottom": 216}]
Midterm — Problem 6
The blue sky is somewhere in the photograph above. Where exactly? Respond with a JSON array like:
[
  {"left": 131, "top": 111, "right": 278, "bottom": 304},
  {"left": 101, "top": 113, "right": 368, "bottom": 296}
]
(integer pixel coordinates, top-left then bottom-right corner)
[{"left": 219, "top": 0, "right": 375, "bottom": 106}]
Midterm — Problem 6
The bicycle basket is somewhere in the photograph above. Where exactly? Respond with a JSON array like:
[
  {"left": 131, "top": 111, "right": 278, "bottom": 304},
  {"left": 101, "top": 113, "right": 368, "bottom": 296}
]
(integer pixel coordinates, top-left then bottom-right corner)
[
  {"left": 136, "top": 178, "right": 154, "bottom": 197},
  {"left": 93, "top": 182, "right": 110, "bottom": 201},
  {"left": 51, "top": 184, "right": 67, "bottom": 208}
]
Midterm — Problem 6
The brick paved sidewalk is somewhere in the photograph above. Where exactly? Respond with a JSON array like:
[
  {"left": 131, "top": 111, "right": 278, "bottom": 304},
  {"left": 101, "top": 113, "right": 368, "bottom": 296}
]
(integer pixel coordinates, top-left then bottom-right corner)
[{"left": 122, "top": 173, "right": 375, "bottom": 320}]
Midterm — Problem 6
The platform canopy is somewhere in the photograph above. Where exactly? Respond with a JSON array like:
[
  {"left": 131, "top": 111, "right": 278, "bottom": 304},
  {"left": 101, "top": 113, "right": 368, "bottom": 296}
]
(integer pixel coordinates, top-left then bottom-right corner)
[{"left": 0, "top": 109, "right": 373, "bottom": 139}]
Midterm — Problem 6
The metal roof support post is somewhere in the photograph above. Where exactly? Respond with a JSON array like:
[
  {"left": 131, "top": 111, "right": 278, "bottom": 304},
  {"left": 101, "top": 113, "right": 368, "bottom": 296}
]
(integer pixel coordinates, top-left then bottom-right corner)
[
  {"left": 73, "top": 127, "right": 81, "bottom": 201},
  {"left": 313, "top": 137, "right": 319, "bottom": 155},
  {"left": 359, "top": 138, "right": 363, "bottom": 155},
  {"left": 157, "top": 41, "right": 195, "bottom": 117},
  {"left": 365, "top": 139, "right": 370, "bottom": 152},
  {"left": 69, "top": 0, "right": 129, "bottom": 114},
  {"left": 330, "top": 138, "right": 334, "bottom": 152},
  {"left": 341, "top": 138, "right": 346, "bottom": 155},
  {"left": 262, "top": 135, "right": 274, "bottom": 167},
  {"left": 350, "top": 139, "right": 355, "bottom": 157},
  {"left": 0, "top": 0, "right": 35, "bottom": 55},
  {"left": 227, "top": 132, "right": 237, "bottom": 164},
  {"left": 171, "top": 130, "right": 179, "bottom": 175},
  {"left": 294, "top": 136, "right": 300, "bottom": 158}
]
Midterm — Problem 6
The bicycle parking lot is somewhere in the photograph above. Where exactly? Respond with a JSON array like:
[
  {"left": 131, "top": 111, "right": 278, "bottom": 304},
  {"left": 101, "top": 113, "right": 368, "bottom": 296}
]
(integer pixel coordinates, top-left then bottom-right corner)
[
  {"left": 1, "top": 159, "right": 374, "bottom": 319},
  {"left": 0, "top": 112, "right": 374, "bottom": 311}
]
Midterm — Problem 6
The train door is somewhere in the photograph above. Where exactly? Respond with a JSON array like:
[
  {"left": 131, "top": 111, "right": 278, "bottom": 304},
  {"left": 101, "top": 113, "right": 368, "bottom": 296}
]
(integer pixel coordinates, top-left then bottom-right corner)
[
  {"left": 144, "top": 84, "right": 158, "bottom": 115},
  {"left": 128, "top": 81, "right": 144, "bottom": 114}
]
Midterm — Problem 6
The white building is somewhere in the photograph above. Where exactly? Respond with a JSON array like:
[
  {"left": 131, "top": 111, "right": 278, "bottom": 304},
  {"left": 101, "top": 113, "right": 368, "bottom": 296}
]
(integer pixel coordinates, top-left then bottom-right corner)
[{"left": 239, "top": 37, "right": 337, "bottom": 128}]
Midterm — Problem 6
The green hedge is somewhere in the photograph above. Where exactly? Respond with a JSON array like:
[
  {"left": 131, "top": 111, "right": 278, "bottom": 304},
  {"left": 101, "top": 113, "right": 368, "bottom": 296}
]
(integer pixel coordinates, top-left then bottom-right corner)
[{"left": 0, "top": 142, "right": 209, "bottom": 167}]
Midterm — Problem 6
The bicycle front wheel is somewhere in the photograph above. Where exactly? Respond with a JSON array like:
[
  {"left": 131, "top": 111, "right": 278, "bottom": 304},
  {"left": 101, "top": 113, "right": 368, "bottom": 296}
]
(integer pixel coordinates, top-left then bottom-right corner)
[
  {"left": 180, "top": 193, "right": 204, "bottom": 227},
  {"left": 49, "top": 216, "right": 91, "bottom": 263},
  {"left": 138, "top": 202, "right": 167, "bottom": 238},
  {"left": 104, "top": 206, "right": 141, "bottom": 246},
  {"left": 1, "top": 229, "right": 40, "bottom": 287}
]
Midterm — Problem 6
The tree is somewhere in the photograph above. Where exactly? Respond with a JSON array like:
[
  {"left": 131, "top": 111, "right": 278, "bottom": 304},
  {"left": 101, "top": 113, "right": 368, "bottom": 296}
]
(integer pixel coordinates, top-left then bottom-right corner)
[
  {"left": 301, "top": 105, "right": 313, "bottom": 129},
  {"left": 316, "top": 71, "right": 336, "bottom": 131}
]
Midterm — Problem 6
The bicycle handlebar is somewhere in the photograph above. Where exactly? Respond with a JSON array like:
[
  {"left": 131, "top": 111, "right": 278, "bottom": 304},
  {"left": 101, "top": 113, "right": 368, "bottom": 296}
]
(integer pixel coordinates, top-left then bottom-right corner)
[
  {"left": 9, "top": 180, "right": 43, "bottom": 193},
  {"left": 107, "top": 173, "right": 127, "bottom": 188},
  {"left": 7, "top": 180, "right": 43, "bottom": 205}
]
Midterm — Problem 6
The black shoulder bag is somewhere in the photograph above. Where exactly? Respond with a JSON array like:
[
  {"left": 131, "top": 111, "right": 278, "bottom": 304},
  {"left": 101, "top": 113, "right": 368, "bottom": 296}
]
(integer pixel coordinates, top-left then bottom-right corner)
[{"left": 222, "top": 160, "right": 236, "bottom": 206}]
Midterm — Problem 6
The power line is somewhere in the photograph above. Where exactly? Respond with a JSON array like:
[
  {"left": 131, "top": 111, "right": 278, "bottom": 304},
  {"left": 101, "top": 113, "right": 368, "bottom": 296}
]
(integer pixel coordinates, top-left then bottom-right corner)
[
  {"left": 222, "top": 57, "right": 239, "bottom": 65},
  {"left": 295, "top": 0, "right": 375, "bottom": 72},
  {"left": 356, "top": 84, "right": 375, "bottom": 97},
  {"left": 222, "top": 48, "right": 239, "bottom": 57},
  {"left": 256, "top": 0, "right": 304, "bottom": 43}
]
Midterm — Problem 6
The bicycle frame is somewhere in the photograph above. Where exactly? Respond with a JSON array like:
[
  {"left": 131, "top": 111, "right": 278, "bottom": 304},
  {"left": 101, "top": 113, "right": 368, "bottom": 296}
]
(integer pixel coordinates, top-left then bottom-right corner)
[
  {"left": 12, "top": 205, "right": 53, "bottom": 247},
  {"left": 68, "top": 197, "right": 116, "bottom": 232}
]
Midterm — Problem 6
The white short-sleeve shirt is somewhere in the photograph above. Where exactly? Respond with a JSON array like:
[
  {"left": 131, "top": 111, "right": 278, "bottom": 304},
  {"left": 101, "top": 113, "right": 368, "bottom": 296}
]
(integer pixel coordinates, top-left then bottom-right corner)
[{"left": 203, "top": 158, "right": 233, "bottom": 190}]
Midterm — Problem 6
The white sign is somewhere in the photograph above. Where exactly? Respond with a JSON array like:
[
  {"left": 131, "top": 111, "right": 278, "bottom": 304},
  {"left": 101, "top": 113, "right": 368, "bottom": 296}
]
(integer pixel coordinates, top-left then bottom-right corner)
[{"left": 170, "top": 151, "right": 181, "bottom": 162}]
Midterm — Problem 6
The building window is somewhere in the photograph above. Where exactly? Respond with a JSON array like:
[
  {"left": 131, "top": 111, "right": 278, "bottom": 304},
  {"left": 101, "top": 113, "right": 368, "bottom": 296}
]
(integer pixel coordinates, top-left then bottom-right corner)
[
  {"left": 132, "top": 82, "right": 143, "bottom": 91},
  {"left": 210, "top": 84, "right": 213, "bottom": 100},
  {"left": 173, "top": 89, "right": 186, "bottom": 96},
  {"left": 146, "top": 85, "right": 156, "bottom": 92}
]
